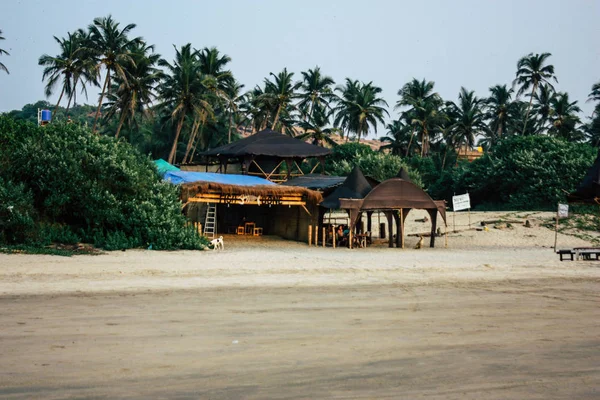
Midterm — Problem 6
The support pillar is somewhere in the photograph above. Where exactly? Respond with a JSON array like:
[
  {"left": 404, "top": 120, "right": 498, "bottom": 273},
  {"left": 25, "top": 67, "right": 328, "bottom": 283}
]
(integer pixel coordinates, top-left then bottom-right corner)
[
  {"left": 384, "top": 211, "right": 394, "bottom": 248},
  {"left": 393, "top": 212, "right": 401, "bottom": 248},
  {"left": 428, "top": 209, "right": 438, "bottom": 248}
]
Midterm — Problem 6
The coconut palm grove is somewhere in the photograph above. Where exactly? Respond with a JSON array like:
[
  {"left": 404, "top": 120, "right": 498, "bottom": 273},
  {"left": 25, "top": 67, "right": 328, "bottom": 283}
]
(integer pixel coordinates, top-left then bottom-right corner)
[{"left": 0, "top": 15, "right": 599, "bottom": 250}]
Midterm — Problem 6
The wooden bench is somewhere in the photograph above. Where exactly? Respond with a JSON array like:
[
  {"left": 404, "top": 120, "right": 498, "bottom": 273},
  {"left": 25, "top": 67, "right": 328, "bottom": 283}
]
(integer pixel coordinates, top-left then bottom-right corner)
[
  {"left": 558, "top": 248, "right": 600, "bottom": 261},
  {"left": 574, "top": 248, "right": 600, "bottom": 261},
  {"left": 557, "top": 249, "right": 574, "bottom": 261}
]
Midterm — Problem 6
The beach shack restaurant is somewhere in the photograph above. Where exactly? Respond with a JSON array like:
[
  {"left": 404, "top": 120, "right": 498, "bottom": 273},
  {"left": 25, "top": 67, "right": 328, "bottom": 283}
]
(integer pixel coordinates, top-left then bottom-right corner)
[{"left": 165, "top": 170, "right": 323, "bottom": 242}]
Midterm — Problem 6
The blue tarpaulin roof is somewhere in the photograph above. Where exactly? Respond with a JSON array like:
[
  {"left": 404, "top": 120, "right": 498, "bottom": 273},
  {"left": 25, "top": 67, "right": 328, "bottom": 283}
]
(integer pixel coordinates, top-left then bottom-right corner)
[
  {"left": 163, "top": 171, "right": 276, "bottom": 186},
  {"left": 153, "top": 159, "right": 180, "bottom": 175}
]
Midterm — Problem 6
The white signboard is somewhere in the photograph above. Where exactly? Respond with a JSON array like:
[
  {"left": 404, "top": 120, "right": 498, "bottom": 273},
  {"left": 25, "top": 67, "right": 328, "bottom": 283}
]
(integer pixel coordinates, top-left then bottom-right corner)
[
  {"left": 558, "top": 203, "right": 569, "bottom": 218},
  {"left": 452, "top": 193, "right": 471, "bottom": 211}
]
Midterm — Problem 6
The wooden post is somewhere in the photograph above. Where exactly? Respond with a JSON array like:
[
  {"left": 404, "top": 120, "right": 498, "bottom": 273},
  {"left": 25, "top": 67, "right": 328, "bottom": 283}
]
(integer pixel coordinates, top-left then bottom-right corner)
[
  {"left": 554, "top": 205, "right": 559, "bottom": 252},
  {"left": 332, "top": 225, "right": 336, "bottom": 249},
  {"left": 349, "top": 228, "right": 353, "bottom": 249},
  {"left": 400, "top": 208, "right": 404, "bottom": 249},
  {"left": 308, "top": 224, "right": 312, "bottom": 246},
  {"left": 314, "top": 225, "right": 319, "bottom": 247},
  {"left": 468, "top": 208, "right": 471, "bottom": 228},
  {"left": 453, "top": 210, "right": 456, "bottom": 233},
  {"left": 445, "top": 223, "right": 448, "bottom": 248},
  {"left": 322, "top": 227, "right": 326, "bottom": 247}
]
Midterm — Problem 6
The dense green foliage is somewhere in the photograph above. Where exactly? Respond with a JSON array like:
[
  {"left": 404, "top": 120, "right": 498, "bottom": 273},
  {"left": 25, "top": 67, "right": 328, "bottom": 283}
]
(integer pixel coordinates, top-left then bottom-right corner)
[
  {"left": 414, "top": 136, "right": 596, "bottom": 210},
  {"left": 326, "top": 143, "right": 422, "bottom": 186},
  {"left": 0, "top": 116, "right": 208, "bottom": 250}
]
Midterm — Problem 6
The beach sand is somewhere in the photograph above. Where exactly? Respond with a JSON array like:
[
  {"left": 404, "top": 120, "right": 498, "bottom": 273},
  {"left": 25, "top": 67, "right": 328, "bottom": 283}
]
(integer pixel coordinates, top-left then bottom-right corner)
[{"left": 0, "top": 211, "right": 599, "bottom": 399}]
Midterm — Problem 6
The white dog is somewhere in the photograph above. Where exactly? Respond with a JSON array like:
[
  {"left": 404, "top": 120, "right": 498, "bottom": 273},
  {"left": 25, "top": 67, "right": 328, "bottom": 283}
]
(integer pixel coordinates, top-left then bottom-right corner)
[{"left": 210, "top": 236, "right": 224, "bottom": 250}]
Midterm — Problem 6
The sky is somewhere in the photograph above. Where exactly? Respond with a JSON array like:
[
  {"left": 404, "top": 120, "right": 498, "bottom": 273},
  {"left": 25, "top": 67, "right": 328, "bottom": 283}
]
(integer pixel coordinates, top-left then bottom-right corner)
[{"left": 1, "top": 0, "right": 598, "bottom": 138}]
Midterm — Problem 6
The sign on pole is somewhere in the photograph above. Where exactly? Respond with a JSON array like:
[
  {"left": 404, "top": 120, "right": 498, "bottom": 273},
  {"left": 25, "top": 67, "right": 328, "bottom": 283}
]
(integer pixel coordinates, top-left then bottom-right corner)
[
  {"left": 554, "top": 203, "right": 569, "bottom": 251},
  {"left": 452, "top": 193, "right": 471, "bottom": 211},
  {"left": 558, "top": 204, "right": 569, "bottom": 218}
]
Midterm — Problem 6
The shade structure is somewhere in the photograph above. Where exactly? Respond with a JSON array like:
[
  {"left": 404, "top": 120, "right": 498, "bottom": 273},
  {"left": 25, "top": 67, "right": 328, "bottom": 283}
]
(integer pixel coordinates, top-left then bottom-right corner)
[
  {"left": 568, "top": 149, "right": 600, "bottom": 203},
  {"left": 320, "top": 165, "right": 372, "bottom": 209},
  {"left": 339, "top": 177, "right": 447, "bottom": 249},
  {"left": 200, "top": 129, "right": 331, "bottom": 182},
  {"left": 201, "top": 129, "right": 331, "bottom": 158}
]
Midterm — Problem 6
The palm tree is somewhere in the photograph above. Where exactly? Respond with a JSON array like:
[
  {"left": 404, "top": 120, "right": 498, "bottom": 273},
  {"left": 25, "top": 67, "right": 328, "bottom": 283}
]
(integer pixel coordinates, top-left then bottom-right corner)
[
  {"left": 0, "top": 29, "right": 9, "bottom": 74},
  {"left": 296, "top": 108, "right": 338, "bottom": 147},
  {"left": 513, "top": 52, "right": 557, "bottom": 134},
  {"left": 222, "top": 80, "right": 246, "bottom": 143},
  {"left": 531, "top": 83, "right": 555, "bottom": 134},
  {"left": 333, "top": 78, "right": 360, "bottom": 141},
  {"left": 548, "top": 92, "right": 582, "bottom": 141},
  {"left": 485, "top": 84, "right": 515, "bottom": 140},
  {"left": 261, "top": 68, "right": 301, "bottom": 131},
  {"left": 396, "top": 78, "right": 442, "bottom": 156},
  {"left": 334, "top": 81, "right": 388, "bottom": 142},
  {"left": 448, "top": 88, "right": 487, "bottom": 155},
  {"left": 104, "top": 42, "right": 160, "bottom": 138},
  {"left": 297, "top": 66, "right": 335, "bottom": 121},
  {"left": 380, "top": 118, "right": 412, "bottom": 156},
  {"left": 38, "top": 31, "right": 94, "bottom": 121},
  {"left": 88, "top": 15, "right": 143, "bottom": 132},
  {"left": 63, "top": 29, "right": 97, "bottom": 116},
  {"left": 157, "top": 44, "right": 213, "bottom": 164}
]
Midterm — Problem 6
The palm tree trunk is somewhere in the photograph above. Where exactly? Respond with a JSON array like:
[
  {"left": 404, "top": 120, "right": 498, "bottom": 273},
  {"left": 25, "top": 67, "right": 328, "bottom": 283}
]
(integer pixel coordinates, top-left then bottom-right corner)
[
  {"left": 115, "top": 109, "right": 127, "bottom": 138},
  {"left": 182, "top": 117, "right": 200, "bottom": 164},
  {"left": 228, "top": 110, "right": 233, "bottom": 144},
  {"left": 168, "top": 113, "right": 186, "bottom": 165},
  {"left": 65, "top": 91, "right": 74, "bottom": 117},
  {"left": 271, "top": 104, "right": 282, "bottom": 130},
  {"left": 93, "top": 69, "right": 110, "bottom": 133},
  {"left": 405, "top": 126, "right": 417, "bottom": 157},
  {"left": 190, "top": 122, "right": 205, "bottom": 161},
  {"left": 51, "top": 86, "right": 66, "bottom": 122},
  {"left": 522, "top": 82, "right": 537, "bottom": 135},
  {"left": 442, "top": 146, "right": 448, "bottom": 170}
]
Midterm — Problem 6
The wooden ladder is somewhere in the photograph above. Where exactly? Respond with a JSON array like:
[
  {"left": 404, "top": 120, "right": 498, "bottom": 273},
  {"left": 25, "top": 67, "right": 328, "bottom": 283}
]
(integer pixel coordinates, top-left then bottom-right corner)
[{"left": 203, "top": 204, "right": 217, "bottom": 239}]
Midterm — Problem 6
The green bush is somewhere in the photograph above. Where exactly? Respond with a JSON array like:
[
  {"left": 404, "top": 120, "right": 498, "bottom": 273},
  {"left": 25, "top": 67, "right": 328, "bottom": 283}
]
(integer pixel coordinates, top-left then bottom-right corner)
[
  {"left": 326, "top": 142, "right": 422, "bottom": 185},
  {"left": 0, "top": 177, "right": 36, "bottom": 244},
  {"left": 0, "top": 115, "right": 209, "bottom": 250},
  {"left": 417, "top": 136, "right": 596, "bottom": 210}
]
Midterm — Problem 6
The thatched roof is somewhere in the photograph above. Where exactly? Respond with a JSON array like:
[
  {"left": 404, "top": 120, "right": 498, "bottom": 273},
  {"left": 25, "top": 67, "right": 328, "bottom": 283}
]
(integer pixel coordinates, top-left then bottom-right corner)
[
  {"left": 201, "top": 129, "right": 331, "bottom": 158},
  {"left": 181, "top": 181, "right": 323, "bottom": 204}
]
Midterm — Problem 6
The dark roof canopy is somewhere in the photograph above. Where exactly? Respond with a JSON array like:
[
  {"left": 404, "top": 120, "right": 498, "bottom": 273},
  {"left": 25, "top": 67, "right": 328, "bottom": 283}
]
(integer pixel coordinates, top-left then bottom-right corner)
[
  {"left": 339, "top": 178, "right": 447, "bottom": 223},
  {"left": 201, "top": 129, "right": 331, "bottom": 158},
  {"left": 281, "top": 174, "right": 346, "bottom": 191},
  {"left": 568, "top": 149, "right": 600, "bottom": 203},
  {"left": 320, "top": 165, "right": 372, "bottom": 209},
  {"left": 396, "top": 167, "right": 412, "bottom": 182}
]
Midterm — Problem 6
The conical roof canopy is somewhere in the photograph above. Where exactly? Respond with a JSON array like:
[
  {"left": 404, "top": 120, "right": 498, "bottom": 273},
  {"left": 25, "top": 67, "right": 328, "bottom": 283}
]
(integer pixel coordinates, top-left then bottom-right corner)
[
  {"left": 396, "top": 167, "right": 412, "bottom": 182},
  {"left": 320, "top": 165, "right": 372, "bottom": 209},
  {"left": 201, "top": 129, "right": 331, "bottom": 158}
]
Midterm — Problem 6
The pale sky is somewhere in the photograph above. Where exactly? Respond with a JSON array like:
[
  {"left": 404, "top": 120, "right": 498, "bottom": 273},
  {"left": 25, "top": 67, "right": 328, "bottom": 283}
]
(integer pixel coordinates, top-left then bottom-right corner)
[{"left": 1, "top": 0, "right": 598, "bottom": 137}]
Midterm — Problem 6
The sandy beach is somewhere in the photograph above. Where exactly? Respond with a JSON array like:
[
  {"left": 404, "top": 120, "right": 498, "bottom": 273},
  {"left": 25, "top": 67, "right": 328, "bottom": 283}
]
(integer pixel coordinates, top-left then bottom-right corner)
[{"left": 1, "top": 211, "right": 599, "bottom": 399}]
